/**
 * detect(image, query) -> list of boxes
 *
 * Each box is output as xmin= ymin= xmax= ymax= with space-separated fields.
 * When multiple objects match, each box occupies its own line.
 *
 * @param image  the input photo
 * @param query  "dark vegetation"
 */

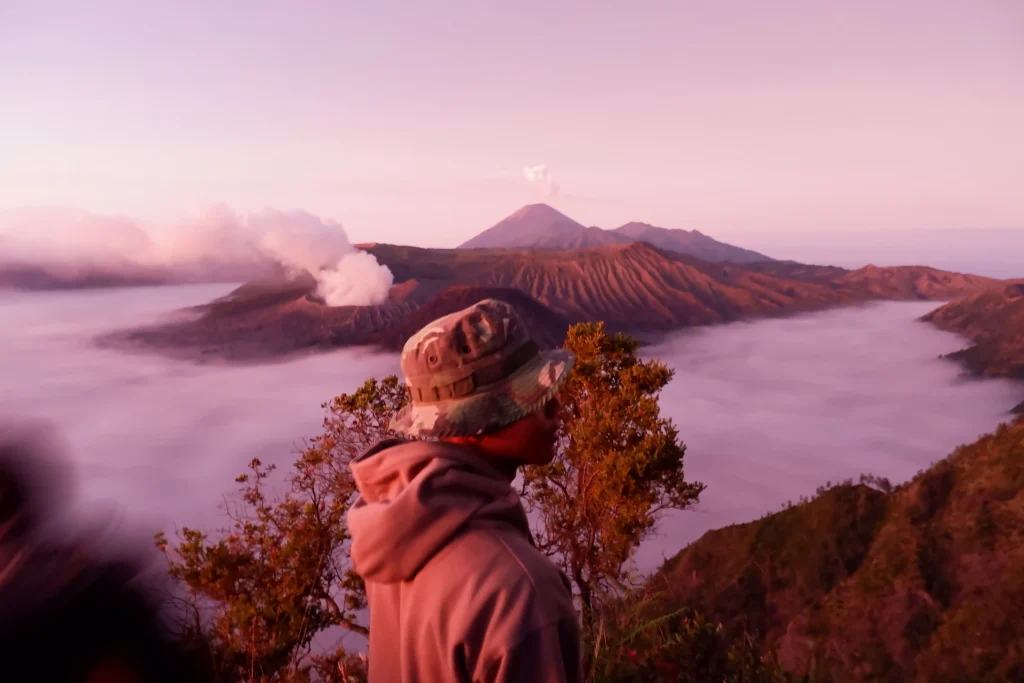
xmin=657 ymin=420 xmax=1024 ymax=681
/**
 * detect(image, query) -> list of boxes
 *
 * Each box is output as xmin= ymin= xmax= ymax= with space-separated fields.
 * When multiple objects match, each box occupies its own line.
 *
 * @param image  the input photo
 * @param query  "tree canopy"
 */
xmin=521 ymin=323 xmax=705 ymax=618
xmin=157 ymin=376 xmax=408 ymax=682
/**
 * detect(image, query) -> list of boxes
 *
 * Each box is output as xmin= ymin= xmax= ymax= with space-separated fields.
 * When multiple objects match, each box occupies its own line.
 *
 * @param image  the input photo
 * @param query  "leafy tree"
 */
xmin=157 ymin=376 xmax=407 ymax=682
xmin=521 ymin=323 xmax=705 ymax=621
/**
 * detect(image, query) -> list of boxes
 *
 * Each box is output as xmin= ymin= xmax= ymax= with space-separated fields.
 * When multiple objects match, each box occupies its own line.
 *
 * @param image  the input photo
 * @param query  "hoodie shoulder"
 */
xmin=421 ymin=518 xmax=575 ymax=630
xmin=413 ymin=524 xmax=578 ymax=678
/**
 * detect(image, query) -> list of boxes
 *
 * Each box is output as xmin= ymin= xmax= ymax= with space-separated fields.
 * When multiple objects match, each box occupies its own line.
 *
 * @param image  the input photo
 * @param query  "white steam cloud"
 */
xmin=521 ymin=164 xmax=560 ymax=198
xmin=247 ymin=210 xmax=394 ymax=306
xmin=0 ymin=206 xmax=394 ymax=306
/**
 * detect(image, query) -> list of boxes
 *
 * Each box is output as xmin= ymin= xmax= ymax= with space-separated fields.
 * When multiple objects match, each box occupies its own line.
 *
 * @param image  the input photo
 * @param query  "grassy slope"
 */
xmin=656 ymin=419 xmax=1024 ymax=682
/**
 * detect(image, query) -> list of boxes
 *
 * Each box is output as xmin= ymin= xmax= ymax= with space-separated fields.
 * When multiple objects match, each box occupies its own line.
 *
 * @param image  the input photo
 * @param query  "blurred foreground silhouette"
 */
xmin=0 ymin=421 xmax=208 ymax=683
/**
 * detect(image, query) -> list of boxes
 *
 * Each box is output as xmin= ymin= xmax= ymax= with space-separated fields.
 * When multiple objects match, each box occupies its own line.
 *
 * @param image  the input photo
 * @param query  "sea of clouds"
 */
xmin=0 ymin=286 xmax=1020 ymax=652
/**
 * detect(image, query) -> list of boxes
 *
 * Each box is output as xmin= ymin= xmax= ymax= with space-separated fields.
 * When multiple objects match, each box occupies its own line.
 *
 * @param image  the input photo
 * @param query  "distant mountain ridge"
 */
xmin=0 ymin=262 xmax=175 ymax=290
xmin=613 ymin=221 xmax=773 ymax=263
xmin=458 ymin=204 xmax=774 ymax=263
xmin=103 ymin=241 xmax=1007 ymax=361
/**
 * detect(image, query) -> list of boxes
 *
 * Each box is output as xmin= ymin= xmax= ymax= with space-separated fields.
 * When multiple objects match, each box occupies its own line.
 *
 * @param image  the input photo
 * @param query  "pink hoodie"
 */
xmin=348 ymin=439 xmax=582 ymax=683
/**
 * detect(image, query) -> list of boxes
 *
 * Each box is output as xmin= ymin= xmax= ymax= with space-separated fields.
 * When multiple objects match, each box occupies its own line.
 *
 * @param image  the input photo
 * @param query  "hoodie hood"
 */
xmin=348 ymin=439 xmax=531 ymax=584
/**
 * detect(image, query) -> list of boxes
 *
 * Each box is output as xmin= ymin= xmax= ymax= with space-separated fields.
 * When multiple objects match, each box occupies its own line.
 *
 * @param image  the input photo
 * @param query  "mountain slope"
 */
xmin=368 ymin=242 xmax=855 ymax=330
xmin=838 ymin=264 xmax=1001 ymax=300
xmin=98 ymin=275 xmax=416 ymax=361
xmin=742 ymin=261 xmax=851 ymax=284
xmin=656 ymin=419 xmax=1024 ymax=682
xmin=368 ymin=242 xmax=1001 ymax=325
xmin=613 ymin=222 xmax=773 ymax=263
xmin=923 ymin=283 xmax=1024 ymax=378
xmin=98 ymin=278 xmax=571 ymax=361
xmin=540 ymin=225 xmax=631 ymax=249
xmin=923 ymin=284 xmax=1024 ymax=413
xmin=374 ymin=285 xmax=571 ymax=350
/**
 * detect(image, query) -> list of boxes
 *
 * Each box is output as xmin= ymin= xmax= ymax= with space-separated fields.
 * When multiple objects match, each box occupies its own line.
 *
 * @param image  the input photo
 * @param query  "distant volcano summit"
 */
xmin=458 ymin=203 xmax=773 ymax=264
xmin=458 ymin=204 xmax=616 ymax=250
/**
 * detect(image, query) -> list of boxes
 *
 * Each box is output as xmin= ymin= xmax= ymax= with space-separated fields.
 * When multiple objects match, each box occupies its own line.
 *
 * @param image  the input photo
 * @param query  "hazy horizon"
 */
xmin=3 ymin=1 xmax=1022 ymax=261
xmin=3 ymin=202 xmax=1023 ymax=281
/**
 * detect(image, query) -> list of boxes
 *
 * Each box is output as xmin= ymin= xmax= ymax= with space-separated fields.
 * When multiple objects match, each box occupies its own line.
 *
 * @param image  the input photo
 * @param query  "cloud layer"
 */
xmin=0 ymin=206 xmax=394 ymax=306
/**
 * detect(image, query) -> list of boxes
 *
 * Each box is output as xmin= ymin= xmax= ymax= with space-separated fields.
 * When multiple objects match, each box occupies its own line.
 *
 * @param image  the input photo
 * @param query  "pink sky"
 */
xmin=2 ymin=0 xmax=1022 ymax=251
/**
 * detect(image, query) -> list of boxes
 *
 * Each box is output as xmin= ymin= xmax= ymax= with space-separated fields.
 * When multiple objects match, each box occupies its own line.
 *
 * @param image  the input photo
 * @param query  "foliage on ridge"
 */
xmin=658 ymin=418 xmax=1024 ymax=682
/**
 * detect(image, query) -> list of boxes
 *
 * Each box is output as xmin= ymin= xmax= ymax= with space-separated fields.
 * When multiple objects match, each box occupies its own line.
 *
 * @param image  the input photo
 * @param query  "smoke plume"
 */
xmin=0 ymin=206 xmax=394 ymax=306
xmin=522 ymin=165 xmax=560 ymax=198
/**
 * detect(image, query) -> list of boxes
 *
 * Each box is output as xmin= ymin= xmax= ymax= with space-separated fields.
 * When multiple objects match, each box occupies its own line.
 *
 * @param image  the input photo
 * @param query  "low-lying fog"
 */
xmin=635 ymin=304 xmax=1021 ymax=570
xmin=1 ymin=286 xmax=1020 ymax=580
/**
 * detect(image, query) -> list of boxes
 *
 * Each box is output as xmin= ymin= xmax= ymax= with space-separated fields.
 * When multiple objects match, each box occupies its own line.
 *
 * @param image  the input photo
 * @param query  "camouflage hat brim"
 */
xmin=389 ymin=348 xmax=575 ymax=439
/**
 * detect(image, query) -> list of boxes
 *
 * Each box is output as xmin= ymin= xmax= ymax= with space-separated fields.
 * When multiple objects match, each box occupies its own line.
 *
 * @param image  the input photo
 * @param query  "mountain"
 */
xmin=98 ymin=276 xmax=571 ymax=362
xmin=366 ymin=242 xmax=852 ymax=330
xmin=923 ymin=283 xmax=1024 ymax=378
xmin=105 ymin=242 xmax=1010 ymax=361
xmin=742 ymin=260 xmax=850 ymax=284
xmin=366 ymin=243 xmax=1003 ymax=325
xmin=922 ymin=283 xmax=1024 ymax=413
xmin=612 ymin=222 xmax=772 ymax=263
xmin=97 ymin=274 xmax=416 ymax=361
xmin=837 ymin=264 xmax=1001 ymax=300
xmin=458 ymin=204 xmax=626 ymax=249
xmin=458 ymin=204 xmax=771 ymax=263
xmin=655 ymin=418 xmax=1024 ymax=682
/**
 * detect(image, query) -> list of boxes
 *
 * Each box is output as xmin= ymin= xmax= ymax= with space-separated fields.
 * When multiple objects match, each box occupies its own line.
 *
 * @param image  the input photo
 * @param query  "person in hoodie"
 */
xmin=348 ymin=298 xmax=583 ymax=683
